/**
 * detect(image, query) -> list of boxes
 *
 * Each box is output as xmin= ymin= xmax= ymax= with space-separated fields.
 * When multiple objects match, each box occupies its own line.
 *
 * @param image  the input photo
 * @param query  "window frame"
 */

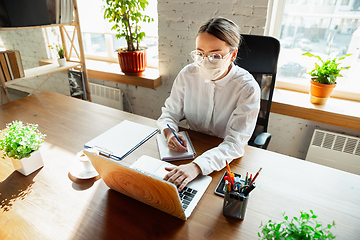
xmin=75 ymin=0 xmax=159 ymax=69
xmin=265 ymin=0 xmax=360 ymax=102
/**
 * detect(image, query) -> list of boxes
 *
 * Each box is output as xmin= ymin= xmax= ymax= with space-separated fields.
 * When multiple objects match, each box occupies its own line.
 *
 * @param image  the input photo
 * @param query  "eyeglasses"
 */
xmin=190 ymin=50 xmax=232 ymax=64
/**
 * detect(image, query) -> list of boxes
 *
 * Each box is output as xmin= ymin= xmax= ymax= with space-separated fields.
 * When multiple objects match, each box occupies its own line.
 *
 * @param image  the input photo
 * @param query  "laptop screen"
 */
xmin=84 ymin=151 xmax=187 ymax=220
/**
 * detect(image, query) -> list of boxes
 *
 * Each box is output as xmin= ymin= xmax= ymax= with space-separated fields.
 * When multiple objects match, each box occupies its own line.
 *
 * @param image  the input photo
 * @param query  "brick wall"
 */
xmin=155 ymin=0 xmax=268 ymax=119
xmin=1 ymin=28 xmax=71 ymax=95
xmin=0 ymin=0 xmax=269 ymax=118
xmin=92 ymin=0 xmax=269 ymax=119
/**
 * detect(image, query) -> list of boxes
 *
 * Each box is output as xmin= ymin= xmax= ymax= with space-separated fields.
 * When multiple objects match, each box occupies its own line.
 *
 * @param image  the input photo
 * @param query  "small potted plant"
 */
xmin=102 ymin=0 xmax=153 ymax=75
xmin=258 ymin=210 xmax=336 ymax=239
xmin=302 ymin=51 xmax=351 ymax=105
xmin=48 ymin=44 xmax=66 ymax=67
xmin=0 ymin=120 xmax=46 ymax=176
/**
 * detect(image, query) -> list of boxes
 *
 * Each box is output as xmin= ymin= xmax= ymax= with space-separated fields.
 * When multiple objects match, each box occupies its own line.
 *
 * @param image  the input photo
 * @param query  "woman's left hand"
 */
xmin=163 ymin=162 xmax=201 ymax=192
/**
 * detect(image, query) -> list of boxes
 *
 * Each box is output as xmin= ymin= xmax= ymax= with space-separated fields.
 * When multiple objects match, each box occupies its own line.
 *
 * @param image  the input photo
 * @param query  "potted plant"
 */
xmin=49 ymin=44 xmax=66 ymax=67
xmin=0 ymin=120 xmax=46 ymax=176
xmin=302 ymin=51 xmax=351 ymax=105
xmin=258 ymin=210 xmax=336 ymax=239
xmin=103 ymin=0 xmax=153 ymax=75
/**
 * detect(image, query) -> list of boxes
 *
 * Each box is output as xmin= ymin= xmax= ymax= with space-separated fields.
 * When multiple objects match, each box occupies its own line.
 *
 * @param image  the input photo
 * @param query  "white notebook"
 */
xmin=84 ymin=120 xmax=159 ymax=160
xmin=156 ymin=132 xmax=196 ymax=161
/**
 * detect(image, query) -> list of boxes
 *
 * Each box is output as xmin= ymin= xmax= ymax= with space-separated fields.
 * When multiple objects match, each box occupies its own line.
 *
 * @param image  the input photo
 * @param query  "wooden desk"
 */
xmin=1 ymin=91 xmax=359 ymax=239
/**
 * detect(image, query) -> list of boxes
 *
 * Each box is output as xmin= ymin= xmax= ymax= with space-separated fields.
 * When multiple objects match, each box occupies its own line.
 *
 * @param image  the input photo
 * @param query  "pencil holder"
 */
xmin=223 ymin=191 xmax=250 ymax=220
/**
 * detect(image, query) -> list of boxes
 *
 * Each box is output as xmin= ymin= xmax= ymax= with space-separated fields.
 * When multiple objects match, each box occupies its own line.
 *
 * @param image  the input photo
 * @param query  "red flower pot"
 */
xmin=117 ymin=48 xmax=147 ymax=76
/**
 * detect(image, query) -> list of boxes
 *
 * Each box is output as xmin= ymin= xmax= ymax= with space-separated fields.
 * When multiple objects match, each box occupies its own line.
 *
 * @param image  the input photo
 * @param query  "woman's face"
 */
xmin=195 ymin=32 xmax=237 ymax=80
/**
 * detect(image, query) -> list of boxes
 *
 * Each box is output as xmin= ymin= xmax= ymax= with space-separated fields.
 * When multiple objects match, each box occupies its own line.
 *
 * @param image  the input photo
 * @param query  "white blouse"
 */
xmin=157 ymin=63 xmax=260 ymax=175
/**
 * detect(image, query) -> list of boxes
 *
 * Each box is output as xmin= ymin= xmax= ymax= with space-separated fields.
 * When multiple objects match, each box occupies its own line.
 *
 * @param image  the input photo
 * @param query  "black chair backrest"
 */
xmin=234 ymin=34 xmax=280 ymax=136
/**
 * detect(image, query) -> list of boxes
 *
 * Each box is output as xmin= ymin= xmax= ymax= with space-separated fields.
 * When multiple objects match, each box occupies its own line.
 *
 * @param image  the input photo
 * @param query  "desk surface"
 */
xmin=1 ymin=91 xmax=359 ymax=240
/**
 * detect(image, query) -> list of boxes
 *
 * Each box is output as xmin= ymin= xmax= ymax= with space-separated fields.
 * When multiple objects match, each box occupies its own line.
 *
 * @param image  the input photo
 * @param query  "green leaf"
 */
xmin=0 ymin=121 xmax=45 ymax=160
xmin=303 ymin=51 xmax=352 ymax=84
xmin=101 ymin=0 xmax=153 ymax=51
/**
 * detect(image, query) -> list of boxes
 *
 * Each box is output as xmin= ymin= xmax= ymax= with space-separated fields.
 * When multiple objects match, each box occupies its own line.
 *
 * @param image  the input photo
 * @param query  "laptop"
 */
xmin=84 ymin=151 xmax=212 ymax=220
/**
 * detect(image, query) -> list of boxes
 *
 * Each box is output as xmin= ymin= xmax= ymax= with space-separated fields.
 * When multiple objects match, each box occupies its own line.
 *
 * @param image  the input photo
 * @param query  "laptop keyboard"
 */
xmin=132 ymin=167 xmax=197 ymax=210
xmin=179 ymin=186 xmax=198 ymax=210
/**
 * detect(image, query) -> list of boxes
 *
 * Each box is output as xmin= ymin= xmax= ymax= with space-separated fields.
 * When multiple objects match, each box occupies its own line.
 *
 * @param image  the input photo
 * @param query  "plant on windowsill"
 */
xmin=48 ymin=44 xmax=66 ymax=67
xmin=258 ymin=210 xmax=336 ymax=240
xmin=302 ymin=51 xmax=351 ymax=105
xmin=0 ymin=120 xmax=46 ymax=176
xmin=103 ymin=0 xmax=154 ymax=76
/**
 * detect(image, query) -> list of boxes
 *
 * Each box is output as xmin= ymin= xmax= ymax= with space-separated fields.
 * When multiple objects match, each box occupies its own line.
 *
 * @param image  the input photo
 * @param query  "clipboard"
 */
xmin=156 ymin=131 xmax=196 ymax=161
xmin=84 ymin=120 xmax=159 ymax=160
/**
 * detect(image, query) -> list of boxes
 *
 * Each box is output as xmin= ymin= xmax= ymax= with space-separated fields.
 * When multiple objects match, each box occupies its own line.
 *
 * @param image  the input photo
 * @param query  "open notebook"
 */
xmin=156 ymin=132 xmax=196 ymax=161
xmin=84 ymin=152 xmax=212 ymax=220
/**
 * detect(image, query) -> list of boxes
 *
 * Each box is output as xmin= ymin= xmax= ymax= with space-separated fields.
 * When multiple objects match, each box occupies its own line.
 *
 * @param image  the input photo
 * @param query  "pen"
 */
xmin=249 ymin=167 xmax=262 ymax=185
xmin=244 ymin=172 xmax=248 ymax=185
xmin=167 ymin=124 xmax=186 ymax=148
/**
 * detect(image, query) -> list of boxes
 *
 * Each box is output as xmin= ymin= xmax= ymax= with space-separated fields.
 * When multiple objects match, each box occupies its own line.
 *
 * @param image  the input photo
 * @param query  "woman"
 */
xmin=157 ymin=17 xmax=260 ymax=191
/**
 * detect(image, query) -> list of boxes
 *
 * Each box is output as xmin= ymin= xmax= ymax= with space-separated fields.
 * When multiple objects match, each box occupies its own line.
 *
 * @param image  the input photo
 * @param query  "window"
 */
xmin=0 ymin=36 xmax=4 ymax=50
xmin=266 ymin=0 xmax=360 ymax=101
xmin=75 ymin=0 xmax=158 ymax=68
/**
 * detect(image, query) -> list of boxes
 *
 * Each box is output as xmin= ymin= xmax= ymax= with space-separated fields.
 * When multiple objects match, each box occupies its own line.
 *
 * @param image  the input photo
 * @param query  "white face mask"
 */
xmin=192 ymin=51 xmax=232 ymax=80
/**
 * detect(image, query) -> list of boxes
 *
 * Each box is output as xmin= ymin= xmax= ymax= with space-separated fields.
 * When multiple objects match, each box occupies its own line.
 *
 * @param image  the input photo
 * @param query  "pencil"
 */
xmin=226 ymin=160 xmax=231 ymax=174
xmin=225 ymin=160 xmax=234 ymax=186
xmin=249 ymin=168 xmax=262 ymax=185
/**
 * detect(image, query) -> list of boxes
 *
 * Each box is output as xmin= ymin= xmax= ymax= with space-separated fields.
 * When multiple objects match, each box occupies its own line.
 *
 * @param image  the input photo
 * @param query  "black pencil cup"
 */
xmin=223 ymin=191 xmax=250 ymax=220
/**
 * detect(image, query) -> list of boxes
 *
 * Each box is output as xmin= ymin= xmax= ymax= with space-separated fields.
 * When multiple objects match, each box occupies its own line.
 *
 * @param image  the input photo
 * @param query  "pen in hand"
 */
xmin=167 ymin=124 xmax=187 ymax=151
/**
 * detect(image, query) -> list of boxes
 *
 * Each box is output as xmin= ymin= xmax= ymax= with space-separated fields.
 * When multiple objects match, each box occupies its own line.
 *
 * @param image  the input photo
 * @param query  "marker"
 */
xmin=225 ymin=180 xmax=231 ymax=192
xmin=243 ymin=183 xmax=256 ymax=196
xmin=248 ymin=174 xmax=252 ymax=185
xmin=167 ymin=124 xmax=186 ymax=150
xmin=226 ymin=170 xmax=234 ymax=187
xmin=249 ymin=167 xmax=262 ymax=185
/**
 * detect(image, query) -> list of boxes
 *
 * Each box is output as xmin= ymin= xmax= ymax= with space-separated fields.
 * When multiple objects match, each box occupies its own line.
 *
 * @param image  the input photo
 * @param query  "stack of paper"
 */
xmin=84 ymin=120 xmax=159 ymax=160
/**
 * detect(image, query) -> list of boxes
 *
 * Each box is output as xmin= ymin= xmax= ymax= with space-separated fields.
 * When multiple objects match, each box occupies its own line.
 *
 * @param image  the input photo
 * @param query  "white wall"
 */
xmin=268 ymin=113 xmax=360 ymax=159
xmin=1 ymin=28 xmax=71 ymax=95
xmin=2 ymin=0 xmax=359 ymax=161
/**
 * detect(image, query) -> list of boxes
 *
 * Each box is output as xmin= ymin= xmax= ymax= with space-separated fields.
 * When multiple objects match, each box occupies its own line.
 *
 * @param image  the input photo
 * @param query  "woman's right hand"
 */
xmin=163 ymin=128 xmax=188 ymax=152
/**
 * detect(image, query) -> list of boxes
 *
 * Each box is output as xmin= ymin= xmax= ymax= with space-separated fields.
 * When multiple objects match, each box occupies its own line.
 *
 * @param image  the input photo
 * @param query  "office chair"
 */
xmin=234 ymin=34 xmax=280 ymax=150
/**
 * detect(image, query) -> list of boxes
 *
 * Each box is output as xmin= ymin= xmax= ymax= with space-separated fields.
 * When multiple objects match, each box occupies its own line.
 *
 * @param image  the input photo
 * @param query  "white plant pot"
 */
xmin=11 ymin=150 xmax=44 ymax=176
xmin=57 ymin=58 xmax=66 ymax=67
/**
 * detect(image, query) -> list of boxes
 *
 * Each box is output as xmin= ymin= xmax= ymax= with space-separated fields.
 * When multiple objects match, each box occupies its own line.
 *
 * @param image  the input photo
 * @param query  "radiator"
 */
xmin=305 ymin=129 xmax=360 ymax=175
xmin=89 ymin=83 xmax=123 ymax=110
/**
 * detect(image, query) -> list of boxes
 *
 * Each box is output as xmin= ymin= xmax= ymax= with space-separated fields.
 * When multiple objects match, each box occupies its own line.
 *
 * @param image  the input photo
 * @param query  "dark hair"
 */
xmin=197 ymin=17 xmax=241 ymax=49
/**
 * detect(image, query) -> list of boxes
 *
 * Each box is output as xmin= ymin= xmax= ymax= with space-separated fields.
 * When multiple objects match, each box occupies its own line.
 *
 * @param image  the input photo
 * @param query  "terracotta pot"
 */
xmin=310 ymin=79 xmax=336 ymax=105
xmin=117 ymin=48 xmax=147 ymax=76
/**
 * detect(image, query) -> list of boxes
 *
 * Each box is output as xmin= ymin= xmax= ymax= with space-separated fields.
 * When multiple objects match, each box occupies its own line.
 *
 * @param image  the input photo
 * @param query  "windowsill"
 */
xmin=271 ymin=88 xmax=360 ymax=131
xmin=39 ymin=59 xmax=162 ymax=89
